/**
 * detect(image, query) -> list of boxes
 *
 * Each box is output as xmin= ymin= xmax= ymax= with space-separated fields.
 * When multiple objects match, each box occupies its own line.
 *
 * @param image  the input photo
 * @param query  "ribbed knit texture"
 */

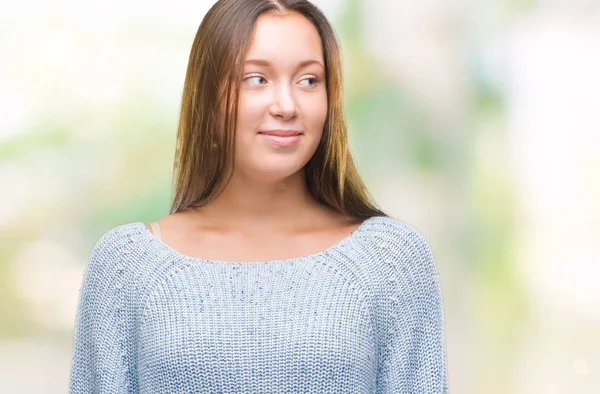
xmin=69 ymin=215 xmax=448 ymax=393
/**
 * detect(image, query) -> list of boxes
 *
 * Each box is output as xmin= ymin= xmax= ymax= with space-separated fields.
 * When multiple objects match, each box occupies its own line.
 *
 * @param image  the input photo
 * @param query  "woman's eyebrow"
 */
xmin=244 ymin=58 xmax=324 ymax=70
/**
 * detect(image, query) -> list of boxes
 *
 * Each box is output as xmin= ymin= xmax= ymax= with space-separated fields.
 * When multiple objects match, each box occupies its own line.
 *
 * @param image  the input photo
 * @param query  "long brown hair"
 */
xmin=170 ymin=0 xmax=387 ymax=221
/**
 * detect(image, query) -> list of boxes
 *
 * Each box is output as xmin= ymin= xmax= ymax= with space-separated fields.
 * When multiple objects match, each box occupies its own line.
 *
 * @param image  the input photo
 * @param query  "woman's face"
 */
xmin=233 ymin=11 xmax=327 ymax=183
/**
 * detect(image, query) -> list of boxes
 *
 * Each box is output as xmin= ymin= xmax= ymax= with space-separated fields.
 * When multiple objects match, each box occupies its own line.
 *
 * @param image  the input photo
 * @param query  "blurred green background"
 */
xmin=1 ymin=0 xmax=599 ymax=392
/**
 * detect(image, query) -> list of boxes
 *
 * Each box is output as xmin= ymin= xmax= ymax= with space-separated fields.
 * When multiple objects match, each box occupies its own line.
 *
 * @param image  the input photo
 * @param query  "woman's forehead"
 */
xmin=244 ymin=12 xmax=324 ymax=67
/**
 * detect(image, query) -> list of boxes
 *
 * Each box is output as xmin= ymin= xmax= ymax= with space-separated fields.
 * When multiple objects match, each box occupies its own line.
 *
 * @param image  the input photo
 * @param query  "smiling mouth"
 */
xmin=258 ymin=131 xmax=303 ymax=136
xmin=258 ymin=132 xmax=302 ymax=146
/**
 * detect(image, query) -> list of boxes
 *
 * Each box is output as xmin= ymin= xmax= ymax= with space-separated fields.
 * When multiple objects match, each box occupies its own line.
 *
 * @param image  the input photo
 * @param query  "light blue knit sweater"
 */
xmin=68 ymin=215 xmax=448 ymax=393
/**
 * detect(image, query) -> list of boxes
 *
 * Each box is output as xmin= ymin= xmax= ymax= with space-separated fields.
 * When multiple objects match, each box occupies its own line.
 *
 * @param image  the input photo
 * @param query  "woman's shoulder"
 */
xmin=84 ymin=221 xmax=161 ymax=279
xmin=364 ymin=215 xmax=438 ymax=272
xmin=79 ymin=222 xmax=150 ymax=305
xmin=364 ymin=215 xmax=432 ymax=247
xmin=90 ymin=221 xmax=148 ymax=254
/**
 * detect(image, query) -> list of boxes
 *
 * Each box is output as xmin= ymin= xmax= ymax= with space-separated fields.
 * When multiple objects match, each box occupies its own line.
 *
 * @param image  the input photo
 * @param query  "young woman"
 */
xmin=68 ymin=0 xmax=448 ymax=393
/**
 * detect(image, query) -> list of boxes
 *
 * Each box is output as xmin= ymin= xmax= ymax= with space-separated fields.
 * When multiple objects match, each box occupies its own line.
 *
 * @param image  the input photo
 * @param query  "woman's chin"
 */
xmin=240 ymin=163 xmax=306 ymax=183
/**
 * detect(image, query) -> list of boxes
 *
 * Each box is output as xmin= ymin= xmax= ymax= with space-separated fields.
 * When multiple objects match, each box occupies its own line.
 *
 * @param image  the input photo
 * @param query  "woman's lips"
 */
xmin=258 ymin=132 xmax=302 ymax=146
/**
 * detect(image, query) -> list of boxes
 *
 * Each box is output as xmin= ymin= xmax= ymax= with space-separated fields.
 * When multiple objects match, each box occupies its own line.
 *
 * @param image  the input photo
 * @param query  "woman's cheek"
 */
xmin=306 ymin=95 xmax=328 ymax=128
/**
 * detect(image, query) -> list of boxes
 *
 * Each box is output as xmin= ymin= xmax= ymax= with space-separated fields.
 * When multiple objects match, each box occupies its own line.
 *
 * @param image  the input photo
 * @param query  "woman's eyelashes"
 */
xmin=244 ymin=75 xmax=267 ymax=85
xmin=299 ymin=76 xmax=321 ymax=88
xmin=243 ymin=74 xmax=321 ymax=88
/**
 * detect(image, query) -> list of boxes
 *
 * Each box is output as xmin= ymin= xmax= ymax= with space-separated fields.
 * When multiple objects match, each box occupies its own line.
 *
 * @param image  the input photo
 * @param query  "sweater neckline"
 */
xmin=135 ymin=216 xmax=378 ymax=266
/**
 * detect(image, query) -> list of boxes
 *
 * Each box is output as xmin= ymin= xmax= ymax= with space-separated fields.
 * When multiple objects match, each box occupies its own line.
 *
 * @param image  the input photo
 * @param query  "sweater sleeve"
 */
xmin=68 ymin=229 xmax=138 ymax=393
xmin=377 ymin=222 xmax=449 ymax=393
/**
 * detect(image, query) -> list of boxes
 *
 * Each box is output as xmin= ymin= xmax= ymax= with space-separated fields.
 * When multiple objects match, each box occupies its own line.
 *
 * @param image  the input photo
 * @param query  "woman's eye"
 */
xmin=244 ymin=75 xmax=320 ymax=87
xmin=245 ymin=75 xmax=266 ymax=85
xmin=300 ymin=77 xmax=319 ymax=88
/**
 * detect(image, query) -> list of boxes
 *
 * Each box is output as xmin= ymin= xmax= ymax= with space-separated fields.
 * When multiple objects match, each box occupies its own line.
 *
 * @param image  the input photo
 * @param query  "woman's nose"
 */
xmin=269 ymin=85 xmax=298 ymax=119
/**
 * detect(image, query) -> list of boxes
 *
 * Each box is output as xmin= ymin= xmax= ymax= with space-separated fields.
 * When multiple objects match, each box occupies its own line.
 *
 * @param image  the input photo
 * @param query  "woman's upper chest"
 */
xmin=150 ymin=213 xmax=362 ymax=263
